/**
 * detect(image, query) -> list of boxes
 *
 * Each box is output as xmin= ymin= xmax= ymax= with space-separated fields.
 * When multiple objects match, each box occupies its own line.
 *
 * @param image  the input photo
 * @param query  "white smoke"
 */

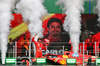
xmin=0 ymin=0 xmax=15 ymax=64
xmin=16 ymin=0 xmax=47 ymax=40
xmin=96 ymin=0 xmax=100 ymax=22
xmin=56 ymin=0 xmax=84 ymax=53
xmin=15 ymin=0 xmax=20 ymax=4
xmin=0 ymin=40 xmax=1 ymax=52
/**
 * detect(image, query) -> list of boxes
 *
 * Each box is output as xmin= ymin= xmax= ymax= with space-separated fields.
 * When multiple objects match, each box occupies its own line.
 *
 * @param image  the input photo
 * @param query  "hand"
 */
xmin=10 ymin=42 xmax=12 ymax=45
xmin=44 ymin=39 xmax=50 ymax=43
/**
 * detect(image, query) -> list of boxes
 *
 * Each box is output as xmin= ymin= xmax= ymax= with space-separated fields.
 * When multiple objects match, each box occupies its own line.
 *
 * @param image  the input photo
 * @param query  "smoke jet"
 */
xmin=0 ymin=0 xmax=15 ymax=64
xmin=16 ymin=0 xmax=47 ymax=40
xmin=56 ymin=0 xmax=84 ymax=53
xmin=96 ymin=0 xmax=100 ymax=23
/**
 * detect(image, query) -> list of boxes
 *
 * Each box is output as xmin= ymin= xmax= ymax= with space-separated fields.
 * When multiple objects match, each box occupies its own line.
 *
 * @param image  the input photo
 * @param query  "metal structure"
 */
xmin=0 ymin=41 xmax=100 ymax=65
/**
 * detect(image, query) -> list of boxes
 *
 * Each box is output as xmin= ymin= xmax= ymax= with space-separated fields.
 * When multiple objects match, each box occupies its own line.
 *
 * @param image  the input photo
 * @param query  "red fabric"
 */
xmin=35 ymin=51 xmax=42 ymax=58
xmin=11 ymin=14 xmax=23 ymax=28
xmin=85 ymin=38 xmax=95 ymax=46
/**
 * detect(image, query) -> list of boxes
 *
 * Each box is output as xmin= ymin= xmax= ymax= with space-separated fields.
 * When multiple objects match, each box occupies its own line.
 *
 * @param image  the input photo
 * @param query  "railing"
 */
xmin=0 ymin=41 xmax=100 ymax=65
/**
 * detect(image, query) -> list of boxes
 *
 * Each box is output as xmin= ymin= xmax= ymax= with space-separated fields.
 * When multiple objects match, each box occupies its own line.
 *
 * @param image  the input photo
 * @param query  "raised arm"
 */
xmin=32 ymin=34 xmax=37 ymax=42
xmin=32 ymin=34 xmax=37 ymax=44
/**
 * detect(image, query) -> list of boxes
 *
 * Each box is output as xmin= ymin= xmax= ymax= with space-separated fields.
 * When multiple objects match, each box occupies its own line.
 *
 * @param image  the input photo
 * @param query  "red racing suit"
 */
xmin=85 ymin=38 xmax=95 ymax=55
xmin=85 ymin=38 xmax=95 ymax=46
xmin=32 ymin=37 xmax=44 ymax=58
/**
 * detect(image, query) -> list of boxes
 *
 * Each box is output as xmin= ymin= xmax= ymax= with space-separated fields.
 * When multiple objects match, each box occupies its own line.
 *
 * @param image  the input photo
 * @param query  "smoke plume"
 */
xmin=16 ymin=0 xmax=47 ymax=40
xmin=97 ymin=0 xmax=100 ymax=23
xmin=0 ymin=0 xmax=15 ymax=64
xmin=56 ymin=0 xmax=84 ymax=53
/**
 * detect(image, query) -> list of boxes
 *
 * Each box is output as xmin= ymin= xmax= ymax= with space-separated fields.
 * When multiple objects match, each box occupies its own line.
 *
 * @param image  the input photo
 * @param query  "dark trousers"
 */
xmin=87 ymin=46 xmax=93 ymax=55
xmin=22 ymin=46 xmax=28 ymax=56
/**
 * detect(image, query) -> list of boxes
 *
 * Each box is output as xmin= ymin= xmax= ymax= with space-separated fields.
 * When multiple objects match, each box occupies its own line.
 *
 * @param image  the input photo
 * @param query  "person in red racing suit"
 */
xmin=32 ymin=34 xmax=49 ymax=58
xmin=85 ymin=35 xmax=95 ymax=55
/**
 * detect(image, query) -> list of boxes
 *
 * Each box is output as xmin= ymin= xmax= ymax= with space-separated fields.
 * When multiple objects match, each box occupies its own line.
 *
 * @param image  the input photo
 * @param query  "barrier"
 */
xmin=6 ymin=58 xmax=16 ymax=64
xmin=36 ymin=58 xmax=46 ymax=63
xmin=67 ymin=58 xmax=76 ymax=65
